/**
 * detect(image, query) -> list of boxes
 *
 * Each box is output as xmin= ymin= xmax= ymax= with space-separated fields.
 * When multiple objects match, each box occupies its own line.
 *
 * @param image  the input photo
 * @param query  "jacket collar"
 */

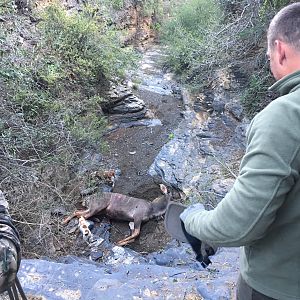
xmin=269 ymin=70 xmax=300 ymax=96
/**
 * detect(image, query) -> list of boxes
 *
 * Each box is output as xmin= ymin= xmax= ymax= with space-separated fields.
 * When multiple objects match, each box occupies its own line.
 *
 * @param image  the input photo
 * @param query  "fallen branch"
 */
xmin=11 ymin=218 xmax=45 ymax=227
xmin=212 ymin=155 xmax=238 ymax=179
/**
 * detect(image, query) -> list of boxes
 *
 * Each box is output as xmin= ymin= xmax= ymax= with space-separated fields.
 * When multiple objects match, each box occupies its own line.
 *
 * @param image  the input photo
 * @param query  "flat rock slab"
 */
xmin=18 ymin=246 xmax=239 ymax=300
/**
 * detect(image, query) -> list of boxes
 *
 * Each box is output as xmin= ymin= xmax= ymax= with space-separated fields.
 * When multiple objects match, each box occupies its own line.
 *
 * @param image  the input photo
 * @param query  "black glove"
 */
xmin=180 ymin=220 xmax=217 ymax=268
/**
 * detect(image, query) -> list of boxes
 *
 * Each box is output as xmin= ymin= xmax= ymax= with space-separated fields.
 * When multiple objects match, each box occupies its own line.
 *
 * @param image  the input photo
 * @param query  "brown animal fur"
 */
xmin=63 ymin=184 xmax=171 ymax=246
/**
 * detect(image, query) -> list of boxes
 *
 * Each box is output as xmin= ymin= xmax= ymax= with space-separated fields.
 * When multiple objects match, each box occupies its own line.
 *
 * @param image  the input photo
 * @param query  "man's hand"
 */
xmin=179 ymin=203 xmax=218 ymax=268
xmin=180 ymin=203 xmax=205 ymax=222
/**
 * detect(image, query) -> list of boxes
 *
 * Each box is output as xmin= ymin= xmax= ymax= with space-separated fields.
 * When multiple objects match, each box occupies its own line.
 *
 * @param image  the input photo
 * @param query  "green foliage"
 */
xmin=163 ymin=0 xmax=221 ymax=39
xmin=168 ymin=132 xmax=175 ymax=140
xmin=39 ymin=4 xmax=135 ymax=86
xmin=258 ymin=0 xmax=294 ymax=18
xmin=0 ymin=3 xmax=137 ymax=162
xmin=241 ymin=65 xmax=274 ymax=118
xmin=64 ymin=113 xmax=105 ymax=143
xmin=102 ymin=0 xmax=124 ymax=10
xmin=160 ymin=0 xmax=222 ymax=77
xmin=63 ymin=95 xmax=107 ymax=143
xmin=13 ymin=86 xmax=59 ymax=122
xmin=0 ymin=0 xmax=16 ymax=14
xmin=142 ymin=0 xmax=164 ymax=18
xmin=112 ymin=0 xmax=124 ymax=10
xmin=262 ymin=0 xmax=291 ymax=10
xmin=161 ymin=0 xmax=287 ymax=116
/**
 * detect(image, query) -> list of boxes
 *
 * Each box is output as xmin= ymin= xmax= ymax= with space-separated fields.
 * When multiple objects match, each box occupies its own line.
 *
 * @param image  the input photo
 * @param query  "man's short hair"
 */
xmin=268 ymin=3 xmax=300 ymax=51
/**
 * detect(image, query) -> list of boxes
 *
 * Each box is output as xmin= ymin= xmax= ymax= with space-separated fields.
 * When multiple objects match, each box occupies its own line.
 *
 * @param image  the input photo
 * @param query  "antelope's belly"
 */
xmin=105 ymin=206 xmax=134 ymax=222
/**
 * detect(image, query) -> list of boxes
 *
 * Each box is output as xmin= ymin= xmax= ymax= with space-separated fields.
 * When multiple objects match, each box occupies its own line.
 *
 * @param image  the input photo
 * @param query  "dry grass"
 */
xmin=0 ymin=4 xmax=124 ymax=259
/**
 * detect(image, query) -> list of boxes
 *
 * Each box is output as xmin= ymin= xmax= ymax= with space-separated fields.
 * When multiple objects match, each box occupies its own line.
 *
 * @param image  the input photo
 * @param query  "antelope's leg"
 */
xmin=116 ymin=218 xmax=142 ymax=246
xmin=62 ymin=209 xmax=90 ymax=225
xmin=116 ymin=228 xmax=141 ymax=246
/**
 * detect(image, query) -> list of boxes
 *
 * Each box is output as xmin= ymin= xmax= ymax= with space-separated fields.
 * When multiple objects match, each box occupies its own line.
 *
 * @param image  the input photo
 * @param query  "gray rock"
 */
xmin=51 ymin=207 xmax=67 ymax=216
xmin=225 ymin=102 xmax=244 ymax=121
xmin=108 ymin=109 xmax=147 ymax=123
xmin=89 ymin=250 xmax=103 ymax=261
xmin=150 ymin=86 xmax=248 ymax=206
xmin=80 ymin=187 xmax=98 ymax=197
xmin=107 ymin=84 xmax=132 ymax=102
xmin=149 ymin=110 xmax=214 ymax=200
xmin=19 ymin=245 xmax=239 ymax=300
xmin=102 ymin=83 xmax=146 ymax=116
xmin=77 ymin=151 xmax=103 ymax=174
xmin=212 ymin=99 xmax=225 ymax=114
xmin=212 ymin=178 xmax=235 ymax=197
xmin=110 ymin=95 xmax=145 ymax=114
xmin=235 ymin=123 xmax=248 ymax=139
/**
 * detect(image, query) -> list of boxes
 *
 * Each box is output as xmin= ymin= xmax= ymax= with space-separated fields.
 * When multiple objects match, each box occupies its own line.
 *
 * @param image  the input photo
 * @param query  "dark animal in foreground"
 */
xmin=63 ymin=184 xmax=172 ymax=246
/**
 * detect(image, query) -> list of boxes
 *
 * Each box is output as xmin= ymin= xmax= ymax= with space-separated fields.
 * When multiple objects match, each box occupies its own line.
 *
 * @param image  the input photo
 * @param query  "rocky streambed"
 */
xmin=16 ymin=45 xmax=248 ymax=300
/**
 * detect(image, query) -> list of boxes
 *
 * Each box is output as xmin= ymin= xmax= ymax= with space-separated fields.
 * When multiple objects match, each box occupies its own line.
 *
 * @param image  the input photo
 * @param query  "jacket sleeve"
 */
xmin=183 ymin=100 xmax=300 ymax=247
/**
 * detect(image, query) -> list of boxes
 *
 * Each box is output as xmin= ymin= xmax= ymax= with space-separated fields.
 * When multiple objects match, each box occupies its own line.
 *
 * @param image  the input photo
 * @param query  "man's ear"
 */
xmin=274 ymin=40 xmax=286 ymax=65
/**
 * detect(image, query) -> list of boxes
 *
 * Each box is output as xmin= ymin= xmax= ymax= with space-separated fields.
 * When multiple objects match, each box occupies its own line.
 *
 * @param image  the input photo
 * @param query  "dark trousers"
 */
xmin=236 ymin=275 xmax=275 ymax=300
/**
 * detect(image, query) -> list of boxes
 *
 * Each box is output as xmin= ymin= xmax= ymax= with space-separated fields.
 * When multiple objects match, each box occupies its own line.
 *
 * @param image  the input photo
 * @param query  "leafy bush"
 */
xmin=0 ymin=2 xmax=137 ymax=182
xmin=160 ymin=0 xmax=222 ymax=80
xmin=262 ymin=0 xmax=292 ymax=9
xmin=142 ymin=0 xmax=163 ymax=18
xmin=1 ymin=4 xmax=136 ymax=148
xmin=39 ymin=4 xmax=135 ymax=91
xmin=0 ymin=2 xmax=139 ymax=258
xmin=161 ymin=0 xmax=292 ymax=115
xmin=241 ymin=65 xmax=274 ymax=118
xmin=0 ymin=0 xmax=15 ymax=14
xmin=102 ymin=0 xmax=124 ymax=10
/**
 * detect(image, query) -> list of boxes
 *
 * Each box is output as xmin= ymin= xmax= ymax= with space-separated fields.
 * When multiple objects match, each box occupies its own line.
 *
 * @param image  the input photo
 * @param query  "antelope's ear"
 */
xmin=159 ymin=184 xmax=168 ymax=194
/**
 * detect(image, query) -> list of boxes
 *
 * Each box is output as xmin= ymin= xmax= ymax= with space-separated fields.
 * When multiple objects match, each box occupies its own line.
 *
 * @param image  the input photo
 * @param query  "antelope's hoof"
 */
xmin=116 ymin=241 xmax=127 ymax=246
xmin=116 ymin=239 xmax=135 ymax=246
xmin=62 ymin=216 xmax=72 ymax=225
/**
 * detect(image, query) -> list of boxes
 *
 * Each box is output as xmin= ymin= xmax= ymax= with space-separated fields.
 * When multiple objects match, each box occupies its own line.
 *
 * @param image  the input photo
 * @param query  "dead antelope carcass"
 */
xmin=63 ymin=184 xmax=172 ymax=246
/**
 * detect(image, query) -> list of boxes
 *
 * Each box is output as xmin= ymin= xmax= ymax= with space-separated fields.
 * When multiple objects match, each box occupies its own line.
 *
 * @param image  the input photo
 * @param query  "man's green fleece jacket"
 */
xmin=183 ymin=70 xmax=300 ymax=299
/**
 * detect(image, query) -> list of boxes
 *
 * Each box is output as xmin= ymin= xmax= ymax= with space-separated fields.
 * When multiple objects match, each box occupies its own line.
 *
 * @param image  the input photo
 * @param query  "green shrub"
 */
xmin=241 ymin=65 xmax=274 ymax=118
xmin=112 ymin=0 xmax=124 ymax=10
xmin=262 ymin=0 xmax=292 ymax=10
xmin=0 ymin=3 xmax=137 ymax=160
xmin=39 ymin=4 xmax=135 ymax=89
xmin=160 ymin=0 xmax=222 ymax=78
xmin=142 ymin=0 xmax=163 ymax=18
xmin=161 ymin=0 xmax=288 ymax=116
xmin=102 ymin=0 xmax=124 ymax=10
xmin=0 ymin=0 xmax=15 ymax=14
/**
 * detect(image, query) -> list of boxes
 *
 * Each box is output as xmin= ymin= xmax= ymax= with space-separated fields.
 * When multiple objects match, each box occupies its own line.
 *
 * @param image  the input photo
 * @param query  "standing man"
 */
xmin=177 ymin=3 xmax=300 ymax=300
